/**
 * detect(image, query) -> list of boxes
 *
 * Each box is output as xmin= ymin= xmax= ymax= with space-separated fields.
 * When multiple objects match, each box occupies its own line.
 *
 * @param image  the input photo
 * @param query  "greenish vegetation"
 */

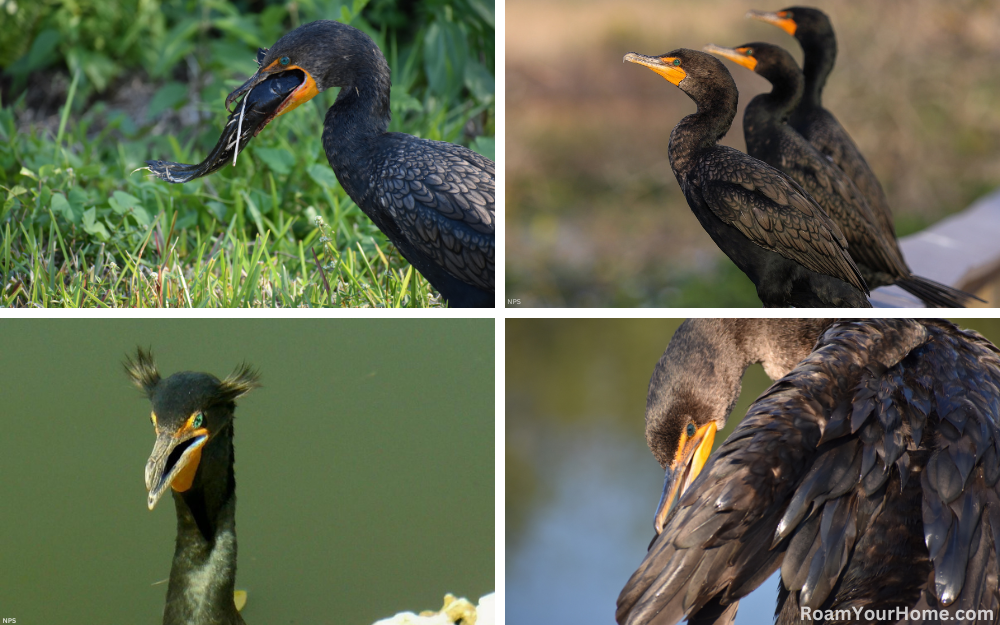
xmin=0 ymin=0 xmax=494 ymax=307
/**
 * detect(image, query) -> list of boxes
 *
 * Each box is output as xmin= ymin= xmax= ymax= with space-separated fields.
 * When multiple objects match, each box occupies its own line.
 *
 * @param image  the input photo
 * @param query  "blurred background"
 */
xmin=506 ymin=318 xmax=1000 ymax=624
xmin=506 ymin=0 xmax=1000 ymax=307
xmin=0 ymin=319 xmax=493 ymax=623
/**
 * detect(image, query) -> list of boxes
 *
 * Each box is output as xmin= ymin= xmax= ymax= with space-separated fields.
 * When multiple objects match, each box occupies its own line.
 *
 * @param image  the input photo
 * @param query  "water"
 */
xmin=0 ymin=319 xmax=494 ymax=624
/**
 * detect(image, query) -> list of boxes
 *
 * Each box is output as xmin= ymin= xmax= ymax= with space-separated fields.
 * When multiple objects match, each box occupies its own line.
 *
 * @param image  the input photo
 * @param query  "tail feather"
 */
xmin=895 ymin=275 xmax=983 ymax=308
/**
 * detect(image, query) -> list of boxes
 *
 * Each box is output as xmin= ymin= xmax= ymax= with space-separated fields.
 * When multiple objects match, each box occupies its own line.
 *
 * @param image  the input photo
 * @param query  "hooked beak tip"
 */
xmin=226 ymin=72 xmax=263 ymax=112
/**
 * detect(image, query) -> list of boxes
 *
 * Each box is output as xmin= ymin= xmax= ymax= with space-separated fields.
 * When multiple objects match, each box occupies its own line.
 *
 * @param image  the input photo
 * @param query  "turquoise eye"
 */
xmin=280 ymin=56 xmax=290 ymax=66
xmin=192 ymin=413 xmax=203 ymax=428
xmin=686 ymin=423 xmax=696 ymax=437
xmin=672 ymin=58 xmax=681 ymax=66
xmin=745 ymin=48 xmax=754 ymax=56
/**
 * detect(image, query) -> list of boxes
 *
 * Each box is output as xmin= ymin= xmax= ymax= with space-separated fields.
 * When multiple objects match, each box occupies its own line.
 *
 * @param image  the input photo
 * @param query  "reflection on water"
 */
xmin=508 ymin=421 xmax=779 ymax=624
xmin=507 ymin=318 xmax=1000 ymax=625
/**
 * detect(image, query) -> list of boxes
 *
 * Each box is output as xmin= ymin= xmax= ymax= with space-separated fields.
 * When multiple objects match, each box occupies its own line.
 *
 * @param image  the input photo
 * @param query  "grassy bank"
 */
xmin=1 ymin=0 xmax=495 ymax=307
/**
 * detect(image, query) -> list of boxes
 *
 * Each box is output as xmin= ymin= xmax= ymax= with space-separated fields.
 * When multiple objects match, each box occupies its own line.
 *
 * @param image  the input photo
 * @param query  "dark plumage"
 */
xmin=226 ymin=20 xmax=494 ymax=308
xmin=617 ymin=319 xmax=1000 ymax=625
xmin=748 ymin=7 xmax=894 ymax=236
xmin=623 ymin=48 xmax=870 ymax=307
xmin=706 ymin=42 xmax=976 ymax=308
xmin=126 ymin=348 xmax=260 ymax=625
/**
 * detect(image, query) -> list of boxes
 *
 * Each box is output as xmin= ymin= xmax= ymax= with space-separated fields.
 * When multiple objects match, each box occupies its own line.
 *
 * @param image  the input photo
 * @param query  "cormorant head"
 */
xmin=643 ymin=322 xmax=739 ymax=535
xmin=746 ymin=7 xmax=834 ymax=47
xmin=224 ymin=20 xmax=380 ymax=121
xmin=124 ymin=348 xmax=260 ymax=511
xmin=623 ymin=48 xmax=737 ymax=110
xmin=703 ymin=42 xmax=802 ymax=91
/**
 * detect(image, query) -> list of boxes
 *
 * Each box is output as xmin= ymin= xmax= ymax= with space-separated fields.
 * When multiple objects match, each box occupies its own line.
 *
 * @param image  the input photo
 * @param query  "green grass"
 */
xmin=0 ymin=0 xmax=494 ymax=307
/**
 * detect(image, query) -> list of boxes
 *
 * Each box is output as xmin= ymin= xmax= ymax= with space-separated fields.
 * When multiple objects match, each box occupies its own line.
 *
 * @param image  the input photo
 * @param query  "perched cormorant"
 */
xmin=617 ymin=319 xmax=1000 ymax=625
xmin=224 ymin=20 xmax=495 ymax=308
xmin=126 ymin=348 xmax=261 ymax=625
xmin=623 ymin=49 xmax=870 ymax=307
xmin=705 ymin=42 xmax=977 ymax=308
xmin=746 ymin=7 xmax=894 ymax=237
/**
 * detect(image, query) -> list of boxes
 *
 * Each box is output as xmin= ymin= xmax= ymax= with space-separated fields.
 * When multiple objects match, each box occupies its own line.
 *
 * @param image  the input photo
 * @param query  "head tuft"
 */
xmin=124 ymin=347 xmax=161 ymax=398
xmin=215 ymin=362 xmax=262 ymax=405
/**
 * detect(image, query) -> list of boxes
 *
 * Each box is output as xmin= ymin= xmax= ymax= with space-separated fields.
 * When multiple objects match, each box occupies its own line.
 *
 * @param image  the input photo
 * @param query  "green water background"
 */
xmin=0 ymin=318 xmax=494 ymax=624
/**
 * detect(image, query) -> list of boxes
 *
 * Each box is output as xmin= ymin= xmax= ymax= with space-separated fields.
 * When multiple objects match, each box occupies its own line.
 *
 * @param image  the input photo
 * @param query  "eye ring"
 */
xmin=686 ymin=423 xmax=696 ymax=438
xmin=192 ymin=413 xmax=204 ymax=429
xmin=280 ymin=56 xmax=290 ymax=66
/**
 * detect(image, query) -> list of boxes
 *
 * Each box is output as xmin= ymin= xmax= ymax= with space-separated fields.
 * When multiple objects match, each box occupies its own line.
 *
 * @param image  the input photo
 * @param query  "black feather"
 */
xmin=124 ymin=347 xmax=160 ymax=397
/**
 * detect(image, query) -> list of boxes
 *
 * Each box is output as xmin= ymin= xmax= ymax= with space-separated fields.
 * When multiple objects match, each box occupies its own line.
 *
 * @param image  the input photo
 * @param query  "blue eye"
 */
xmin=686 ymin=423 xmax=696 ymax=437
xmin=672 ymin=58 xmax=681 ymax=67
xmin=280 ymin=56 xmax=290 ymax=66
xmin=192 ymin=413 xmax=203 ymax=428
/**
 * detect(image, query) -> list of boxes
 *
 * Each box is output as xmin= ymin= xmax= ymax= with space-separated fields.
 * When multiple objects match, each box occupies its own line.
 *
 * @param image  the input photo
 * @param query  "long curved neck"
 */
xmin=164 ymin=427 xmax=243 ymax=625
xmin=321 ymin=50 xmax=392 ymax=199
xmin=800 ymin=33 xmax=836 ymax=109
xmin=668 ymin=83 xmax=737 ymax=177
xmin=743 ymin=68 xmax=803 ymax=148
xmin=645 ymin=319 xmax=833 ymax=466
xmin=650 ymin=318 xmax=834 ymax=418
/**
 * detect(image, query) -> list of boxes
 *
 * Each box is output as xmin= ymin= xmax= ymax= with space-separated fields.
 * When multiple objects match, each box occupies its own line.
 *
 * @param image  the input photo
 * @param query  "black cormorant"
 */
xmin=623 ymin=49 xmax=871 ymax=307
xmin=705 ymin=42 xmax=977 ymax=308
xmin=225 ymin=21 xmax=494 ymax=308
xmin=617 ymin=319 xmax=1000 ymax=624
xmin=126 ymin=348 xmax=261 ymax=625
xmin=746 ymin=8 xmax=894 ymax=238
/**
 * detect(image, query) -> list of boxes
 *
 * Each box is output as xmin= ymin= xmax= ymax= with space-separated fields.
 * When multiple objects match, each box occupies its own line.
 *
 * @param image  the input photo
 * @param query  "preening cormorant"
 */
xmin=617 ymin=319 xmax=1000 ymax=625
xmin=126 ymin=348 xmax=261 ymax=625
xmin=705 ymin=42 xmax=977 ymax=308
xmin=623 ymin=49 xmax=870 ymax=307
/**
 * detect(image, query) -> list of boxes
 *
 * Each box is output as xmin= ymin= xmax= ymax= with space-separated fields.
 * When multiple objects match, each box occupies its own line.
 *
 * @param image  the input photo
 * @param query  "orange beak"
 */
xmin=747 ymin=9 xmax=797 ymax=36
xmin=623 ymin=52 xmax=687 ymax=87
xmin=653 ymin=422 xmax=717 ymax=533
xmin=145 ymin=421 xmax=210 ymax=510
xmin=703 ymin=44 xmax=758 ymax=73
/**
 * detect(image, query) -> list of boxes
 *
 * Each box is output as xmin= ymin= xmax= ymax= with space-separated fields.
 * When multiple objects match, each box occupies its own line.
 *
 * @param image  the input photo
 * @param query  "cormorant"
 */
xmin=746 ymin=8 xmax=894 ymax=238
xmin=126 ymin=348 xmax=261 ymax=625
xmin=705 ymin=42 xmax=977 ymax=308
xmin=617 ymin=319 xmax=1000 ymax=625
xmin=623 ymin=49 xmax=871 ymax=307
xmin=224 ymin=20 xmax=495 ymax=308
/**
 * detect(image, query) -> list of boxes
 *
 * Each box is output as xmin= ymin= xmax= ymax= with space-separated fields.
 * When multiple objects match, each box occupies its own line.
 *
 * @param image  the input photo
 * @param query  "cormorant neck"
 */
xmin=645 ymin=319 xmax=834 ymax=465
xmin=800 ymin=34 xmax=836 ymax=109
xmin=743 ymin=68 xmax=803 ymax=141
xmin=668 ymin=84 xmax=737 ymax=176
xmin=163 ymin=425 xmax=242 ymax=625
xmin=322 ymin=49 xmax=392 ymax=170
